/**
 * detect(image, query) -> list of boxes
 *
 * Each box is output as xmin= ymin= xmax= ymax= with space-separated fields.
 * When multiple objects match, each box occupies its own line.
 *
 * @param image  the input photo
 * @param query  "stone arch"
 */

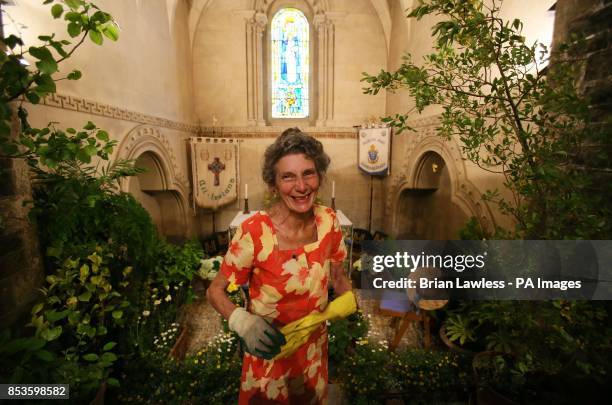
xmin=385 ymin=121 xmax=495 ymax=238
xmin=116 ymin=125 xmax=192 ymax=240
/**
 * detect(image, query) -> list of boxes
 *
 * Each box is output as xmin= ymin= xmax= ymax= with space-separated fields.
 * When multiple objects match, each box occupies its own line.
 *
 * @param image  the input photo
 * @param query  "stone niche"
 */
xmin=384 ymin=122 xmax=496 ymax=240
xmin=118 ymin=126 xmax=192 ymax=242
xmin=396 ymin=151 xmax=469 ymax=240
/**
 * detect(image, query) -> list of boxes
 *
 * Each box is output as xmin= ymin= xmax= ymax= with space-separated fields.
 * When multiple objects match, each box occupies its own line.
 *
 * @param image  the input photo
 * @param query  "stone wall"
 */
xmin=553 ymin=0 xmax=612 ymax=128
xmin=0 ymin=114 xmax=44 ymax=328
xmin=552 ymin=0 xmax=612 ymax=205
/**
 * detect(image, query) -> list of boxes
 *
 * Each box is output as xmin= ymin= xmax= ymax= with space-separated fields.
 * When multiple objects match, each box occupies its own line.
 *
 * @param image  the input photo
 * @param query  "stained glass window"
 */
xmin=271 ymin=8 xmax=309 ymax=118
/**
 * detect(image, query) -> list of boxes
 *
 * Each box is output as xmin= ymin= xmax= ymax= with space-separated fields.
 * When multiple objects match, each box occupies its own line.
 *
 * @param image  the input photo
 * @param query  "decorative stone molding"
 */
xmin=41 ymin=93 xmax=199 ymax=133
xmin=116 ymin=125 xmax=190 ymax=199
xmin=254 ymin=0 xmax=329 ymax=14
xmin=384 ymin=115 xmax=496 ymax=236
xmin=199 ymin=125 xmax=357 ymax=138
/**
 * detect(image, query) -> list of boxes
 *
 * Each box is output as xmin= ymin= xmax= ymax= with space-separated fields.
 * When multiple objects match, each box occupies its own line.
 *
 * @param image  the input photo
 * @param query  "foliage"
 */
xmin=1 ymin=0 xmax=119 ymax=153
xmin=443 ymin=300 xmax=612 ymax=399
xmin=328 ymin=309 xmax=368 ymax=367
xmin=30 ymin=157 xmax=157 ymax=270
xmin=362 ymin=0 xmax=610 ymax=239
xmin=126 ymin=240 xmax=204 ymax=354
xmin=0 ymin=331 xmax=55 ymax=384
xmin=337 ymin=341 xmax=469 ymax=404
xmin=15 ymin=247 xmax=128 ymax=398
xmin=117 ymin=331 xmax=242 ymax=404
xmin=198 ymin=255 xmax=223 ymax=281
xmin=392 ymin=349 xmax=470 ymax=402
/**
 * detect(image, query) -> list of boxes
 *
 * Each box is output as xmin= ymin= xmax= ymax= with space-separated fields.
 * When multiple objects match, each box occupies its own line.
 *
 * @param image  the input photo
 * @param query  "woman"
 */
xmin=207 ymin=127 xmax=354 ymax=404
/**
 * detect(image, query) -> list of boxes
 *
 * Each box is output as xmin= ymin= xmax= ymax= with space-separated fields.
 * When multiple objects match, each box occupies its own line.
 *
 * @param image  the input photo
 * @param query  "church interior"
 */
xmin=1 ymin=0 xmax=611 ymax=403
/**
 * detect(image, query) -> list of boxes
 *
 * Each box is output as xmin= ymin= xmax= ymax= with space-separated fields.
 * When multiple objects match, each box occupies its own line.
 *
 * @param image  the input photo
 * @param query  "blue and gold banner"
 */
xmin=358 ymin=127 xmax=391 ymax=176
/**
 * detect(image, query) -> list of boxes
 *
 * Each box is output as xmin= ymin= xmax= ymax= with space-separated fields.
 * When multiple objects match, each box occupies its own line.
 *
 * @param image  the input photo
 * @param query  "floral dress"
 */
xmin=220 ymin=205 xmax=347 ymax=404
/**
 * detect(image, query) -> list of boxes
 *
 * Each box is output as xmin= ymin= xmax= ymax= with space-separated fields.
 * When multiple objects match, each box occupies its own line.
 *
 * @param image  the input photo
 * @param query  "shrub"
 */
xmin=338 ymin=342 xmax=469 ymax=404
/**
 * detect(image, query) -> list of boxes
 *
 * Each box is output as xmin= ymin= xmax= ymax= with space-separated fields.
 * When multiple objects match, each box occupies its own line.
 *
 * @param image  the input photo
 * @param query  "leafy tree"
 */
xmin=362 ymin=0 xmax=610 ymax=239
xmin=1 ymin=0 xmax=119 ymax=149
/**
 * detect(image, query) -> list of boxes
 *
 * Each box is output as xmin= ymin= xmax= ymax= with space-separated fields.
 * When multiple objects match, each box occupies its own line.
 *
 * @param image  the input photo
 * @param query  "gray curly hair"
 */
xmin=262 ymin=128 xmax=330 ymax=187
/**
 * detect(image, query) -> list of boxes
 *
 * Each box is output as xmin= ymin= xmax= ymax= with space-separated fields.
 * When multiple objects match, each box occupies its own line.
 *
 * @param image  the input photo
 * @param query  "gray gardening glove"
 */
xmin=228 ymin=307 xmax=286 ymax=360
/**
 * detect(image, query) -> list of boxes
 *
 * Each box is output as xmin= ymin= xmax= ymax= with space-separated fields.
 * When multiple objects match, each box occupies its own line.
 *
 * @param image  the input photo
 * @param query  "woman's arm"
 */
xmin=206 ymin=272 xmax=239 ymax=320
xmin=331 ymin=262 xmax=352 ymax=296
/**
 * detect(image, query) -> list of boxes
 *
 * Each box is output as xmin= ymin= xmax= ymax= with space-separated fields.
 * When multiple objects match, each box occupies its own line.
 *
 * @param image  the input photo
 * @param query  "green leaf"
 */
xmin=89 ymin=30 xmax=103 ymax=45
xmin=41 ymin=326 xmax=62 ymax=341
xmin=3 ymin=35 xmax=23 ymax=50
xmin=26 ymin=92 xmax=41 ymax=104
xmin=44 ymin=309 xmax=69 ymax=322
xmin=96 ymin=130 xmax=109 ymax=141
xmin=82 ymin=353 xmax=99 ymax=362
xmin=64 ymin=0 xmax=83 ymax=10
xmin=102 ymin=341 xmax=117 ymax=351
xmin=77 ymin=148 xmax=91 ymax=163
xmin=106 ymin=378 xmax=120 ymax=387
xmin=79 ymin=264 xmax=90 ymax=280
xmin=35 ymin=350 xmax=54 ymax=362
xmin=67 ymin=22 xmax=81 ymax=37
xmin=3 ymin=337 xmax=44 ymax=354
xmin=111 ymin=310 xmax=123 ymax=320
xmin=78 ymin=291 xmax=92 ymax=302
xmin=100 ymin=351 xmax=117 ymax=363
xmin=84 ymin=144 xmax=98 ymax=156
xmin=101 ymin=22 xmax=119 ymax=41
xmin=84 ymin=120 xmax=96 ymax=130
xmin=29 ymin=47 xmax=58 ymax=75
xmin=33 ymin=74 xmax=56 ymax=94
xmin=51 ymin=4 xmax=64 ymax=19
xmin=31 ymin=303 xmax=44 ymax=315
xmin=67 ymin=69 xmax=82 ymax=80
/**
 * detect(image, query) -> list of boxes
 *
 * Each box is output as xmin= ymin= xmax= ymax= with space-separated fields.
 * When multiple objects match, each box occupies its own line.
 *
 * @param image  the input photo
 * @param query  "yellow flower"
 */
xmin=226 ymin=282 xmax=239 ymax=293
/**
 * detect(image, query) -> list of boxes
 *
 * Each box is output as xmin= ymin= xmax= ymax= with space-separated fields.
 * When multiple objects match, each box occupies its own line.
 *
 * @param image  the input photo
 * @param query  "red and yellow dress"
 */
xmin=220 ymin=205 xmax=347 ymax=404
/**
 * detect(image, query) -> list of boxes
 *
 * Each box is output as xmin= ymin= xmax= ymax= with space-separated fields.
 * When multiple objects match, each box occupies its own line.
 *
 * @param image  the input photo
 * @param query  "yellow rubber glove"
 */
xmin=274 ymin=291 xmax=357 ymax=359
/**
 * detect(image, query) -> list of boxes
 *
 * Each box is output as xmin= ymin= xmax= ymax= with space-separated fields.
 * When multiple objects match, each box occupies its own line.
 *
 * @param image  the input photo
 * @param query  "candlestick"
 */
xmin=243 ymin=198 xmax=250 ymax=214
xmin=332 ymin=181 xmax=335 ymax=199
xmin=331 ymin=197 xmax=336 ymax=211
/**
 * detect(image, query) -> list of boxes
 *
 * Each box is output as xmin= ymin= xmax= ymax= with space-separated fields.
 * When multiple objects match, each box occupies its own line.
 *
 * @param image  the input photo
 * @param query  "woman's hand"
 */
xmin=207 ymin=273 xmax=286 ymax=360
xmin=228 ymin=308 xmax=286 ymax=360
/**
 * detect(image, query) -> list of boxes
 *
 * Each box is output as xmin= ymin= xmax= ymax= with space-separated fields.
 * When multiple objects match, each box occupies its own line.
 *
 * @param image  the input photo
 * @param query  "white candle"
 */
xmin=245 ymin=183 xmax=248 ymax=199
xmin=332 ymin=181 xmax=335 ymax=199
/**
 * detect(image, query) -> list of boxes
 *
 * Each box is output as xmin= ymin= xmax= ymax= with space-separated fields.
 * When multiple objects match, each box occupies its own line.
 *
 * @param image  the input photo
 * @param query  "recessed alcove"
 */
xmin=395 ymin=151 xmax=469 ymax=240
xmin=129 ymin=151 xmax=187 ymax=243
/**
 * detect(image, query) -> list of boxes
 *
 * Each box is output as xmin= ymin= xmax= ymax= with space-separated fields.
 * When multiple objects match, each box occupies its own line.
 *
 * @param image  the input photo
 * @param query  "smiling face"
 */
xmin=273 ymin=153 xmax=320 ymax=214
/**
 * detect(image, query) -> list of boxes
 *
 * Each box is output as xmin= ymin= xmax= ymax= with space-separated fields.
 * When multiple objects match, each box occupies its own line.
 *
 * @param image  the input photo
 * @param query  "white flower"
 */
xmin=154 ymin=299 xmax=161 ymax=306
xmin=165 ymin=294 xmax=172 ymax=302
xmin=142 ymin=310 xmax=151 ymax=317
xmin=165 ymin=285 xmax=170 ymax=291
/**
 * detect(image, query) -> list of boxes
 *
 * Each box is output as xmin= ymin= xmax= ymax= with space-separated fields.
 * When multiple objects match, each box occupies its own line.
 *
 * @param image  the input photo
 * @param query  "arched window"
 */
xmin=270 ymin=8 xmax=309 ymax=119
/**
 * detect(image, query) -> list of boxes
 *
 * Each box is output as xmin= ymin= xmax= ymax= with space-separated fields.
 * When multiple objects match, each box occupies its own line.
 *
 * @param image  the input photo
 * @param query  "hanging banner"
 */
xmin=190 ymin=137 xmax=238 ymax=210
xmin=358 ymin=127 xmax=391 ymax=176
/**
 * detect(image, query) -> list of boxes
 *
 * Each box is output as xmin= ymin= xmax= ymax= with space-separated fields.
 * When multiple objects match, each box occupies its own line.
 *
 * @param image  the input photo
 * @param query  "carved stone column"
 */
xmin=246 ymin=12 xmax=267 ymax=126
xmin=314 ymin=13 xmax=335 ymax=127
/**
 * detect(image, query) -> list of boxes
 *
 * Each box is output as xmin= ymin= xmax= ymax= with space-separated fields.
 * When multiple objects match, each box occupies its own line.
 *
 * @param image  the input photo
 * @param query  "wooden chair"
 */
xmin=378 ymin=291 xmax=448 ymax=351
xmin=378 ymin=292 xmax=431 ymax=351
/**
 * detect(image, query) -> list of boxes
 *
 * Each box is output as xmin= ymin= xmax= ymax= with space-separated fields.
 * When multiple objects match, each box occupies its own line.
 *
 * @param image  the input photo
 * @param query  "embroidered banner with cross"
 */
xmin=190 ymin=137 xmax=239 ymax=210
